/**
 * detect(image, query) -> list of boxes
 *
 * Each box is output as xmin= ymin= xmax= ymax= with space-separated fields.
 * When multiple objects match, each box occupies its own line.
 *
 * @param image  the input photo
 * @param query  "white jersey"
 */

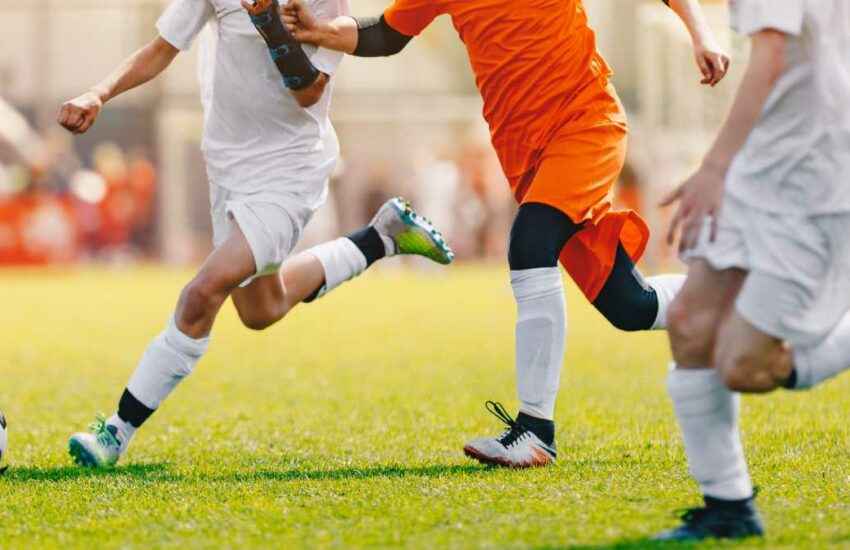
xmin=726 ymin=0 xmax=850 ymax=215
xmin=157 ymin=0 xmax=348 ymax=196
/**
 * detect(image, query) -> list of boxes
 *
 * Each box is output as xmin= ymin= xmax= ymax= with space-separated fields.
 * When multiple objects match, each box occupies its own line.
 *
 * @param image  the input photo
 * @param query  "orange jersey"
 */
xmin=384 ymin=0 xmax=647 ymax=301
xmin=384 ymin=0 xmax=626 ymax=180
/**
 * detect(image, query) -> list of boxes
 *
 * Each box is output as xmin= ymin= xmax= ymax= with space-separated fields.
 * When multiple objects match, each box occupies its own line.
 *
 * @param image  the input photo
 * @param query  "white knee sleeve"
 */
xmin=512 ymin=268 xmax=566 ymax=420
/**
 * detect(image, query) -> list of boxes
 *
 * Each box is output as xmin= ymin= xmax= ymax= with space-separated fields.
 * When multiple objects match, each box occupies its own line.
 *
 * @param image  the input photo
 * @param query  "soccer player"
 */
xmin=281 ymin=0 xmax=729 ymax=467
xmin=58 ymin=0 xmax=454 ymax=468
xmin=656 ymin=0 xmax=850 ymax=540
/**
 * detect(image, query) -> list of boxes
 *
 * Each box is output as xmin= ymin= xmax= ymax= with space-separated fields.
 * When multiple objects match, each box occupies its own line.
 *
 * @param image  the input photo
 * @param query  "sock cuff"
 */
xmin=510 ymin=268 xmax=563 ymax=301
xmin=308 ymin=237 xmax=368 ymax=295
xmin=647 ymin=274 xmax=685 ymax=330
xmin=346 ymin=226 xmax=387 ymax=266
xmin=165 ymin=316 xmax=210 ymax=359
xmin=791 ymin=347 xmax=814 ymax=389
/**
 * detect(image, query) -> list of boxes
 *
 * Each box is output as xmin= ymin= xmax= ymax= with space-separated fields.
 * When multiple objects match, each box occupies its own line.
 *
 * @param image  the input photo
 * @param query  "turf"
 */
xmin=0 ymin=264 xmax=848 ymax=549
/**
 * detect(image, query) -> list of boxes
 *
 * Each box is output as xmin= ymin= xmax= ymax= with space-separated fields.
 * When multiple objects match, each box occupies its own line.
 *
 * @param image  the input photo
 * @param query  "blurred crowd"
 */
xmin=0 ymin=98 xmax=157 ymax=265
xmin=0 ymin=96 xmax=655 ymax=268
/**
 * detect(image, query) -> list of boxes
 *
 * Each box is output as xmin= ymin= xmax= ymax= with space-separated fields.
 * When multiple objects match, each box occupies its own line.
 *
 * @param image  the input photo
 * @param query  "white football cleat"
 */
xmin=463 ymin=401 xmax=556 ymax=468
xmin=370 ymin=197 xmax=454 ymax=265
xmin=68 ymin=415 xmax=125 ymax=468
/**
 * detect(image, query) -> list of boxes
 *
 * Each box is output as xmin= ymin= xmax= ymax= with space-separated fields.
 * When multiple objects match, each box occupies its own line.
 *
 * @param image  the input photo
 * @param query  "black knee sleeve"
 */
xmin=508 ymin=203 xmax=580 ymax=270
xmin=592 ymin=244 xmax=659 ymax=331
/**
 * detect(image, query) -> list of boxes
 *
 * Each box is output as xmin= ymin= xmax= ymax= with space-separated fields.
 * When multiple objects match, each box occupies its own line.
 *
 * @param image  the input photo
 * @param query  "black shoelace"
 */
xmin=485 ymin=401 xmax=529 ymax=448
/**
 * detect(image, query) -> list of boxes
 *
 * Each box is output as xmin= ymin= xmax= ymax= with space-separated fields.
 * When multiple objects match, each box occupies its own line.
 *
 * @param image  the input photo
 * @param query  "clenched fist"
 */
xmin=58 ymin=91 xmax=102 ymax=134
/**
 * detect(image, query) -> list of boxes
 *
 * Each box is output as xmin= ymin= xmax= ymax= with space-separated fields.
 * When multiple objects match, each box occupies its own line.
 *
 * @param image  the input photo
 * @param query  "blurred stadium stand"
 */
xmin=0 ymin=0 xmax=742 ymax=267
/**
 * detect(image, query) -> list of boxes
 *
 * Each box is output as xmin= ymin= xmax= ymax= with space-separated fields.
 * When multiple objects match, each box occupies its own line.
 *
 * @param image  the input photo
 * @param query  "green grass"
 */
xmin=0 ymin=264 xmax=848 ymax=549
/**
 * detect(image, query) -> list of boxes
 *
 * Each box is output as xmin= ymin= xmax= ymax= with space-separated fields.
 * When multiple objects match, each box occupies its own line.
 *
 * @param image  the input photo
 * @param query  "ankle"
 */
xmin=516 ymin=411 xmax=555 ymax=446
xmin=704 ymin=493 xmax=756 ymax=513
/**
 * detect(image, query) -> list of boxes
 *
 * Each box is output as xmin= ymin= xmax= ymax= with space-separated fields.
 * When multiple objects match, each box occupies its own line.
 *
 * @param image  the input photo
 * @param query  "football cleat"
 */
xmin=370 ymin=197 xmax=454 ymax=265
xmin=68 ymin=415 xmax=124 ymax=468
xmin=463 ymin=401 xmax=556 ymax=468
xmin=653 ymin=500 xmax=765 ymax=541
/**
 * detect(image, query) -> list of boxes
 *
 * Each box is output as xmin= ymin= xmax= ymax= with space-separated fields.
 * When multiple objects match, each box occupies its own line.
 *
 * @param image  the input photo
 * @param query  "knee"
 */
xmin=508 ymin=230 xmax=558 ymax=270
xmin=508 ymin=203 xmax=577 ymax=270
xmin=595 ymin=288 xmax=656 ymax=332
xmin=237 ymin=302 xmax=288 ymax=331
xmin=667 ymin=297 xmax=715 ymax=365
xmin=180 ymin=274 xmax=229 ymax=318
xmin=716 ymin=347 xmax=783 ymax=393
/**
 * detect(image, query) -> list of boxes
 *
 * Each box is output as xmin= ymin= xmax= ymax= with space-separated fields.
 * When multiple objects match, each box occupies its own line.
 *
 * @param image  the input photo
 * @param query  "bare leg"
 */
xmin=715 ymin=312 xmax=792 ymax=393
xmin=231 ymin=251 xmax=325 ymax=331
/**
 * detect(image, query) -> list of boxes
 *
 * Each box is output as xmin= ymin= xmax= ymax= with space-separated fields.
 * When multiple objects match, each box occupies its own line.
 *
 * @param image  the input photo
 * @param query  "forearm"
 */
xmin=91 ymin=37 xmax=178 ymax=103
xmin=307 ymin=15 xmax=410 ymax=57
xmin=667 ymin=0 xmax=716 ymax=46
xmin=311 ymin=16 xmax=360 ymax=54
xmin=702 ymin=33 xmax=785 ymax=171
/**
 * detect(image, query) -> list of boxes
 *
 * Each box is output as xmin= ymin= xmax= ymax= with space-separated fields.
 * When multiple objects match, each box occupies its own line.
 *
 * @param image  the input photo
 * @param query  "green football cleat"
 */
xmin=371 ymin=197 xmax=455 ymax=265
xmin=68 ymin=415 xmax=124 ymax=468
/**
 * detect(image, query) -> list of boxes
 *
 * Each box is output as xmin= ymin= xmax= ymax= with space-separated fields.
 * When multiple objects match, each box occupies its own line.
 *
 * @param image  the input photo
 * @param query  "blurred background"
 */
xmin=0 ymin=0 xmax=744 ymax=270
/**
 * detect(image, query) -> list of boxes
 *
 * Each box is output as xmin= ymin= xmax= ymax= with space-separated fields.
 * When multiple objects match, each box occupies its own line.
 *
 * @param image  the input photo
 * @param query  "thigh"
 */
xmin=521 ymin=123 xmax=627 ymax=225
xmin=675 ymin=260 xmax=746 ymax=324
xmin=668 ymin=259 xmax=746 ymax=366
xmin=508 ymin=202 xmax=581 ymax=270
xmin=195 ymin=223 xmax=258 ymax=290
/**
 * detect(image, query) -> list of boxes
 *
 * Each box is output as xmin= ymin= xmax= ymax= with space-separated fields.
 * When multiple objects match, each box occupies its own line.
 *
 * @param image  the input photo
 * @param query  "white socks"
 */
xmin=512 ymin=268 xmax=566 ymax=420
xmin=107 ymin=414 xmax=136 ymax=452
xmin=793 ymin=311 xmax=850 ymax=389
xmin=306 ymin=238 xmax=368 ymax=300
xmin=126 ymin=316 xmax=210 ymax=411
xmin=667 ymin=366 xmax=753 ymax=500
xmin=647 ymin=274 xmax=685 ymax=330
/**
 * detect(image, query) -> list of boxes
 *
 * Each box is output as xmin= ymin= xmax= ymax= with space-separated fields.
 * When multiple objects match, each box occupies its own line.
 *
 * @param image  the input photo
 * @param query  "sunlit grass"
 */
xmin=1 ymin=264 xmax=848 ymax=548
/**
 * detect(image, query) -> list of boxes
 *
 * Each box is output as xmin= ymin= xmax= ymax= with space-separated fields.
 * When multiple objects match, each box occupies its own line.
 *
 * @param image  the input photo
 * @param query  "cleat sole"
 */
xmin=463 ymin=444 xmax=555 ymax=469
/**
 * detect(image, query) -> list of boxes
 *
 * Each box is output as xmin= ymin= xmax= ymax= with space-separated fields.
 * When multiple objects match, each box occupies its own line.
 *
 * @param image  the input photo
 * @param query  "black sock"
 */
xmin=346 ymin=226 xmax=386 ymax=267
xmin=782 ymin=367 xmax=798 ymax=389
xmin=117 ymin=389 xmax=155 ymax=428
xmin=516 ymin=412 xmax=555 ymax=447
xmin=704 ymin=494 xmax=756 ymax=514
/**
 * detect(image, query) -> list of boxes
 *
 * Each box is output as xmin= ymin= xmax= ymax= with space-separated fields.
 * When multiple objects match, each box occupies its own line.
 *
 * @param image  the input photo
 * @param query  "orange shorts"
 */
xmin=510 ymin=122 xmax=650 ymax=302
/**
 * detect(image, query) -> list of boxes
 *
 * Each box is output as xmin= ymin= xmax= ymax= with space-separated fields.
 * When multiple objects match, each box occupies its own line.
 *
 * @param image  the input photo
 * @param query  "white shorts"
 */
xmin=210 ymin=182 xmax=328 ymax=287
xmin=683 ymin=195 xmax=850 ymax=347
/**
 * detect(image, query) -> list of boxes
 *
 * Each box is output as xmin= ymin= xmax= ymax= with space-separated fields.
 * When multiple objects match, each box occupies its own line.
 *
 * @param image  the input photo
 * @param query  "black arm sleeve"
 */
xmin=352 ymin=15 xmax=413 ymax=57
xmin=248 ymin=0 xmax=320 ymax=90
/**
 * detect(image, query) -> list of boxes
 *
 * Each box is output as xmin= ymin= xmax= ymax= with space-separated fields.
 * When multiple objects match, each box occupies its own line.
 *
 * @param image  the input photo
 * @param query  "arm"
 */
xmin=665 ymin=0 xmax=730 ymax=86
xmin=700 ymin=31 xmax=786 ymax=173
xmin=57 ymin=37 xmax=179 ymax=134
xmin=282 ymin=1 xmax=412 ymax=57
xmin=662 ymin=30 xmax=787 ymax=250
xmin=243 ymin=0 xmax=329 ymax=108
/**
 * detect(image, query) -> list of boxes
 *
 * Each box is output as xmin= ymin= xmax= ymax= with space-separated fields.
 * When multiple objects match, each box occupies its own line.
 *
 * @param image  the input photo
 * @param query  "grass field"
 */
xmin=1 ymin=264 xmax=849 ymax=549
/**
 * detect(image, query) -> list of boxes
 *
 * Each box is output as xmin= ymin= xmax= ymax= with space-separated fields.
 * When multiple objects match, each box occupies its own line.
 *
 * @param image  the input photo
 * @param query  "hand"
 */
xmin=57 ymin=91 xmax=103 ymax=135
xmin=240 ymin=0 xmax=274 ymax=17
xmin=661 ymin=162 xmax=727 ymax=253
xmin=281 ymin=0 xmax=323 ymax=45
xmin=693 ymin=41 xmax=730 ymax=87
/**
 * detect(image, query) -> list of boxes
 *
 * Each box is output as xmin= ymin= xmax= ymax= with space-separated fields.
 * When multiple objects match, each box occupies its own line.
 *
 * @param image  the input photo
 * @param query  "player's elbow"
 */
xmin=292 ymin=74 xmax=328 ymax=108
